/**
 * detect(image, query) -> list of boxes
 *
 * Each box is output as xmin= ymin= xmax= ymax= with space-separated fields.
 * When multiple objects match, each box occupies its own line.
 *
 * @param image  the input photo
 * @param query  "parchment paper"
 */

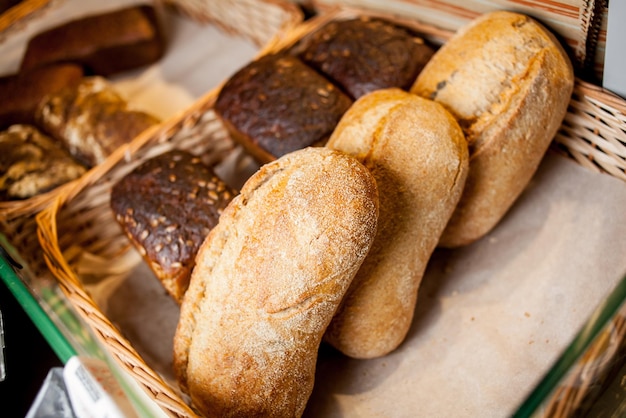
xmin=305 ymin=150 xmax=626 ymax=417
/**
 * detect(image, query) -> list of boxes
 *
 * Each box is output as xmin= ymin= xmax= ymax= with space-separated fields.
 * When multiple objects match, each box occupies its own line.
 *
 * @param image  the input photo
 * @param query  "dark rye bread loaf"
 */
xmin=110 ymin=150 xmax=236 ymax=303
xmin=0 ymin=124 xmax=86 ymax=201
xmin=0 ymin=63 xmax=84 ymax=130
xmin=36 ymin=76 xmax=160 ymax=168
xmin=20 ymin=5 xmax=165 ymax=76
xmin=215 ymin=52 xmax=353 ymax=164
xmin=291 ymin=17 xmax=436 ymax=99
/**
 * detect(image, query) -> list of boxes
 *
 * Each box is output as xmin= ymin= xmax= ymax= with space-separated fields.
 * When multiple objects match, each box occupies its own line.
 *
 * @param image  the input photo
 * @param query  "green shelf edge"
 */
xmin=0 ymin=252 xmax=76 ymax=364
xmin=514 ymin=272 xmax=626 ymax=416
xmin=0 ymin=236 xmax=165 ymax=418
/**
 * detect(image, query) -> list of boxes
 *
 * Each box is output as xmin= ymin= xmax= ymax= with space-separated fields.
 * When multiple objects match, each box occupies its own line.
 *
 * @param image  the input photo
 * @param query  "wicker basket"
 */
xmin=542 ymin=302 xmax=626 ymax=416
xmin=36 ymin=5 xmax=626 ymax=418
xmin=0 ymin=0 xmax=302 ymax=284
xmin=0 ymin=0 xmax=61 ymax=42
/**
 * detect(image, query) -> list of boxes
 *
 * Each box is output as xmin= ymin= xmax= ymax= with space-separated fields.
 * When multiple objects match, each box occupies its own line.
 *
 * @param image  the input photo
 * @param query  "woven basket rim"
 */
xmin=0 ymin=0 xmax=54 ymax=34
xmin=170 ymin=0 xmax=304 ymax=48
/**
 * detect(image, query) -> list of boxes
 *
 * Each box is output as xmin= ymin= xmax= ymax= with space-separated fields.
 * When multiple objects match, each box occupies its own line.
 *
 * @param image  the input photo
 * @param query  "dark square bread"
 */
xmin=214 ymin=52 xmax=353 ymax=164
xmin=20 ymin=5 xmax=165 ymax=76
xmin=110 ymin=150 xmax=236 ymax=303
xmin=291 ymin=17 xmax=436 ymax=99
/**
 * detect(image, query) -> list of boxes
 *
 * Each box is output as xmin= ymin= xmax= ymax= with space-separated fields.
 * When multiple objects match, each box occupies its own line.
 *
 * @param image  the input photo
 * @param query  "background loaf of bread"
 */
xmin=36 ymin=76 xmax=160 ymax=168
xmin=20 ymin=5 xmax=165 ymax=76
xmin=325 ymin=88 xmax=468 ymax=359
xmin=0 ymin=124 xmax=86 ymax=200
xmin=173 ymin=147 xmax=378 ymax=417
xmin=411 ymin=11 xmax=574 ymax=247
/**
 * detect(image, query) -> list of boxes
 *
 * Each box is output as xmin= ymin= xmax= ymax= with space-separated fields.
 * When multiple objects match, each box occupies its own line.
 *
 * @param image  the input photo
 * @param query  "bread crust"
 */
xmin=325 ymin=88 xmax=468 ymax=359
xmin=292 ymin=17 xmax=435 ymax=99
xmin=173 ymin=147 xmax=378 ymax=417
xmin=0 ymin=63 xmax=83 ymax=130
xmin=411 ymin=11 xmax=574 ymax=247
xmin=215 ymin=53 xmax=353 ymax=164
xmin=0 ymin=124 xmax=86 ymax=200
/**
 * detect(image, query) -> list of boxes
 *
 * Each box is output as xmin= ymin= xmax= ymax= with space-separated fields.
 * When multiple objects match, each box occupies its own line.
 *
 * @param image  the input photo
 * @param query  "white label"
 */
xmin=603 ymin=2 xmax=626 ymax=98
xmin=63 ymin=356 xmax=138 ymax=418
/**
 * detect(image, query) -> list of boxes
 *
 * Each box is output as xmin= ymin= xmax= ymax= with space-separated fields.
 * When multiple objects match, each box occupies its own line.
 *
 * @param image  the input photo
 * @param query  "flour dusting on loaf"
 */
xmin=173 ymin=147 xmax=378 ymax=417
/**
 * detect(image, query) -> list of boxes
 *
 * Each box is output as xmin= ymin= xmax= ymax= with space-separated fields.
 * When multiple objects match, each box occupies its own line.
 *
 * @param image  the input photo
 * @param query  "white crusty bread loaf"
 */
xmin=173 ymin=147 xmax=379 ymax=417
xmin=411 ymin=10 xmax=574 ymax=248
xmin=325 ymin=88 xmax=468 ymax=359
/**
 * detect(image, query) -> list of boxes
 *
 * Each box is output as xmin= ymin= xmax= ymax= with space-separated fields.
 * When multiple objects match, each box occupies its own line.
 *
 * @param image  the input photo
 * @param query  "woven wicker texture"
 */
xmin=36 ymin=102 xmax=234 ymax=418
xmin=34 ymin=5 xmax=626 ymax=418
xmin=0 ymin=0 xmax=59 ymax=42
xmin=554 ymin=80 xmax=626 ymax=181
xmin=542 ymin=303 xmax=626 ymax=416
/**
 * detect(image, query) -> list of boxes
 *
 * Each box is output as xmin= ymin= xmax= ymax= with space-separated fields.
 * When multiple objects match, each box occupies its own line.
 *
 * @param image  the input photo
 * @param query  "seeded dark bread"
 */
xmin=215 ymin=52 xmax=353 ymax=164
xmin=291 ymin=17 xmax=435 ymax=99
xmin=411 ymin=11 xmax=574 ymax=247
xmin=173 ymin=147 xmax=379 ymax=417
xmin=0 ymin=124 xmax=86 ymax=200
xmin=0 ymin=63 xmax=84 ymax=130
xmin=110 ymin=150 xmax=236 ymax=303
xmin=20 ymin=5 xmax=165 ymax=76
xmin=36 ymin=76 xmax=160 ymax=168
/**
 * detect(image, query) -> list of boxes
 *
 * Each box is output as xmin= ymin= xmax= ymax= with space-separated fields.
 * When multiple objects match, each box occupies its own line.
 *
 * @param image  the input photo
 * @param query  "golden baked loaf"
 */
xmin=411 ymin=11 xmax=574 ymax=247
xmin=325 ymin=88 xmax=468 ymax=359
xmin=173 ymin=147 xmax=379 ymax=417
